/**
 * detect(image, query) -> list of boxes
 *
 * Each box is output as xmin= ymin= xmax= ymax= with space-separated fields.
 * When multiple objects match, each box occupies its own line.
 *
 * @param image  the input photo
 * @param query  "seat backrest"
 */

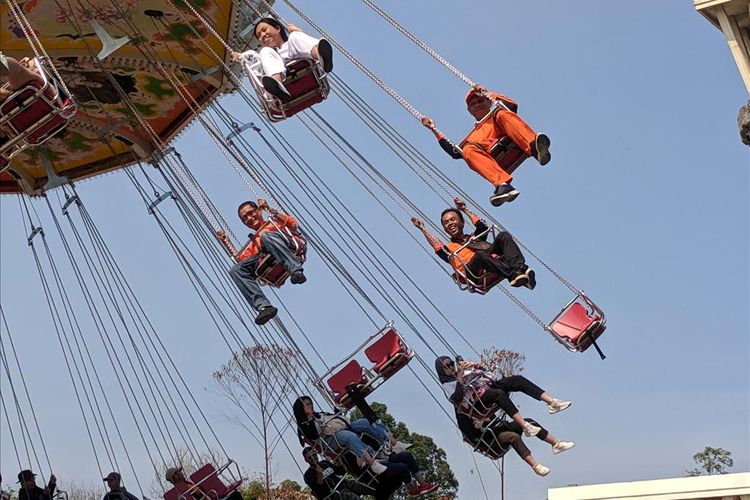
xmin=551 ymin=303 xmax=600 ymax=341
xmin=364 ymin=329 xmax=404 ymax=365
xmin=163 ymin=482 xmax=192 ymax=500
xmin=190 ymin=464 xmax=228 ymax=498
xmin=280 ymin=59 xmax=328 ymax=118
xmin=326 ymin=360 xmax=365 ymax=402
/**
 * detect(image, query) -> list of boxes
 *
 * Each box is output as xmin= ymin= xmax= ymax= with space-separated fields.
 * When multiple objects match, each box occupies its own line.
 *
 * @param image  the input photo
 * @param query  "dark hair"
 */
xmin=254 ymin=17 xmax=288 ymax=42
xmin=440 ymin=208 xmax=464 ymax=223
xmin=237 ymin=200 xmax=258 ymax=215
xmin=302 ymin=446 xmax=315 ymax=458
xmin=292 ymin=396 xmax=319 ymax=445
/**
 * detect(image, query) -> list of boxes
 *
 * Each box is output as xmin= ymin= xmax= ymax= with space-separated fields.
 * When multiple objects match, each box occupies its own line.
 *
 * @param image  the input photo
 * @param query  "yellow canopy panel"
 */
xmin=0 ymin=0 xmax=263 ymax=194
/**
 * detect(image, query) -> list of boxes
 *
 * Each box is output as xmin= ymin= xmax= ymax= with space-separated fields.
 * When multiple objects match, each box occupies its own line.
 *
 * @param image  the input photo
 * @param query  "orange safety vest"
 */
xmin=443 ymin=240 xmax=476 ymax=273
xmin=237 ymin=213 xmax=301 ymax=262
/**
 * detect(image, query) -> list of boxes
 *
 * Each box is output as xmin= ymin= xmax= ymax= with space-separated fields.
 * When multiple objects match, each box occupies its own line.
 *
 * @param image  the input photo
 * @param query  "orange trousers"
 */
xmin=462 ymin=109 xmax=537 ymax=186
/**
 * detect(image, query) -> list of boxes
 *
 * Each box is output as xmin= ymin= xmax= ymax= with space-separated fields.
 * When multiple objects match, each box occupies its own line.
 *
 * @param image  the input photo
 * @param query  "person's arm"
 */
xmin=421 ymin=117 xmax=463 ymax=159
xmin=216 ymin=230 xmax=240 ymax=260
xmin=411 ymin=217 xmax=450 ymax=263
xmin=258 ymin=198 xmax=300 ymax=231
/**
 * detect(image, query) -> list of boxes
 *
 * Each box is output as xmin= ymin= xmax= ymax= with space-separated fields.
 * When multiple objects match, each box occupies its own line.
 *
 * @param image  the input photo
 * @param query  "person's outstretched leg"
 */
xmin=259 ymin=231 xmax=303 ymax=274
xmin=493 ymin=109 xmax=552 ymax=166
xmin=229 ymin=257 xmax=277 ymax=324
xmin=479 ymin=388 xmax=541 ymax=437
xmin=461 ymin=144 xmax=519 ymax=207
xmin=494 ymin=376 xmax=571 ymax=414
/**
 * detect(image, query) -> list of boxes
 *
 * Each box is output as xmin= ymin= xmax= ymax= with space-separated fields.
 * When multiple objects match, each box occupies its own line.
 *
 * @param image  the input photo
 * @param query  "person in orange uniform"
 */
xmin=217 ymin=198 xmax=306 ymax=325
xmin=421 ymin=85 xmax=551 ymax=207
xmin=412 ymin=198 xmax=535 ymax=289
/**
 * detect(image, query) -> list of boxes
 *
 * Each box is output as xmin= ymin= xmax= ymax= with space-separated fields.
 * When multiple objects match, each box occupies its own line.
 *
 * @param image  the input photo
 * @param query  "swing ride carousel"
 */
xmin=0 ymin=0 xmax=611 ymax=498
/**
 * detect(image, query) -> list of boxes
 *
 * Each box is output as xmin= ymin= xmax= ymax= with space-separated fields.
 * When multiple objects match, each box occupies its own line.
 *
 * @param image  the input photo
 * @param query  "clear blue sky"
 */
xmin=1 ymin=1 xmax=748 ymax=499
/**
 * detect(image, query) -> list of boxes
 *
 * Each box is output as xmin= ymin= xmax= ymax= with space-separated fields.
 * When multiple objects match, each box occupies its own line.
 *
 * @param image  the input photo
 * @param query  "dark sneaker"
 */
xmin=531 ymin=134 xmax=551 ymax=166
xmin=254 ymin=305 xmax=278 ymax=325
xmin=489 ymin=183 xmax=520 ymax=207
xmin=509 ymin=272 xmax=529 ymax=288
xmin=317 ymin=39 xmax=334 ymax=73
xmin=290 ymin=269 xmax=307 ymax=284
xmin=261 ymin=76 xmax=291 ymax=102
xmin=525 ymin=268 xmax=536 ymax=290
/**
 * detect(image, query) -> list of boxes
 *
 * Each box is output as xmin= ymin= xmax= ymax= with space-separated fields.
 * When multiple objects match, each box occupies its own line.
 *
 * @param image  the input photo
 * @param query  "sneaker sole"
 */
xmin=489 ymin=190 xmax=520 ymax=207
xmin=535 ymin=134 xmax=551 ymax=166
xmin=290 ymin=274 xmax=307 ymax=285
xmin=318 ymin=39 xmax=334 ymax=73
xmin=548 ymin=401 xmax=572 ymax=414
xmin=261 ymin=77 xmax=291 ymax=102
xmin=524 ymin=426 xmax=541 ymax=437
xmin=553 ymin=443 xmax=575 ymax=455
xmin=525 ymin=269 xmax=536 ymax=290
xmin=255 ymin=307 xmax=278 ymax=325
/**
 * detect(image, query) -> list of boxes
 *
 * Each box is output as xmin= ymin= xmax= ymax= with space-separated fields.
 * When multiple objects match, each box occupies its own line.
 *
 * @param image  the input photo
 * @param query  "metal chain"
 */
xmin=360 ymin=0 xmax=475 ymax=87
xmin=269 ymin=0 xmax=446 ymax=136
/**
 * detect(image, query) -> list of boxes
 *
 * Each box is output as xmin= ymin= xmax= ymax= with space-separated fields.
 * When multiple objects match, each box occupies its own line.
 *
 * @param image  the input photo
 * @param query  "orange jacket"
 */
xmin=237 ymin=213 xmax=300 ymax=261
xmin=463 ymin=90 xmax=519 ymax=150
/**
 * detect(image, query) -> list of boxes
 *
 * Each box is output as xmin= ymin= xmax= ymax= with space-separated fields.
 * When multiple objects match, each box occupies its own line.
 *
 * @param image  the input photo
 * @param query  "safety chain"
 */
xmin=360 ymin=0 xmax=475 ymax=87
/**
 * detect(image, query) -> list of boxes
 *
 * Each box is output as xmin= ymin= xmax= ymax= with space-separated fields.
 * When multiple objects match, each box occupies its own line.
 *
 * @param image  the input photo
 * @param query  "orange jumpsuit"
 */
xmin=436 ymin=90 xmax=538 ymax=187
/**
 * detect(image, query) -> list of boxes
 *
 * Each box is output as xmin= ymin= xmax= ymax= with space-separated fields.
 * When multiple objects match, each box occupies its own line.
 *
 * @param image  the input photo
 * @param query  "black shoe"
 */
xmin=290 ymin=269 xmax=307 ymax=285
xmin=489 ymin=183 xmax=520 ymax=207
xmin=261 ymin=76 xmax=291 ymax=102
xmin=509 ymin=272 xmax=529 ymax=288
xmin=317 ymin=39 xmax=334 ymax=73
xmin=525 ymin=268 xmax=536 ymax=290
xmin=254 ymin=305 xmax=278 ymax=325
xmin=530 ymin=134 xmax=551 ymax=166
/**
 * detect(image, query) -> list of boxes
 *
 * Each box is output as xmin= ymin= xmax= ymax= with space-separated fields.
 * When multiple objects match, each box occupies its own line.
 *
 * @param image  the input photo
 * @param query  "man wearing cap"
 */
xmin=102 ymin=472 xmax=139 ymax=500
xmin=421 ymin=84 xmax=552 ymax=207
xmin=17 ymin=470 xmax=56 ymax=500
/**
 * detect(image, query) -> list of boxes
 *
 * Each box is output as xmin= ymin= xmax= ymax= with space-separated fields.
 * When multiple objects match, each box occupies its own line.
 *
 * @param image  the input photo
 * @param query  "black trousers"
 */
xmin=491 ymin=418 xmax=548 ymax=459
xmin=478 ymin=375 xmax=545 ymax=416
xmin=466 ymin=231 xmax=526 ymax=280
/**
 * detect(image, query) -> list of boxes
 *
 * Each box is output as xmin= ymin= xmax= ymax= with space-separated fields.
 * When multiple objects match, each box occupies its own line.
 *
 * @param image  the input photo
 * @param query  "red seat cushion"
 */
xmin=364 ymin=329 xmax=407 ymax=373
xmin=255 ymin=254 xmax=288 ymax=286
xmin=281 ymin=59 xmax=327 ymax=118
xmin=550 ymin=303 xmax=601 ymax=344
xmin=189 ymin=464 xmax=241 ymax=499
xmin=327 ymin=360 xmax=366 ymax=403
xmin=0 ymin=83 xmax=69 ymax=145
xmin=163 ymin=483 xmax=191 ymax=500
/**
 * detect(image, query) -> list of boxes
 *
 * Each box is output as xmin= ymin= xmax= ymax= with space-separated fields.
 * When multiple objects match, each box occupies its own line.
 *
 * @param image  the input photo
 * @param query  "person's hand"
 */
xmin=257 ymin=198 xmax=269 ymax=210
xmin=49 ymin=474 xmax=57 ymax=484
xmin=411 ymin=217 xmax=424 ymax=230
xmin=216 ymin=230 xmax=228 ymax=241
xmin=473 ymin=418 xmax=483 ymax=429
xmin=456 ymin=362 xmax=465 ymax=383
xmin=471 ymin=83 xmax=487 ymax=95
xmin=454 ymin=197 xmax=466 ymax=210
xmin=230 ymin=50 xmax=243 ymax=62
xmin=287 ymin=23 xmax=302 ymax=33
xmin=420 ymin=116 xmax=436 ymax=130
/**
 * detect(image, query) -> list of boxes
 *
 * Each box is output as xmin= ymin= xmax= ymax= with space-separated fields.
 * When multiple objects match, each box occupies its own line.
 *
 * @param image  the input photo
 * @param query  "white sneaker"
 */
xmin=392 ymin=440 xmax=413 ymax=454
xmin=523 ymin=422 xmax=542 ymax=437
xmin=370 ymin=461 xmax=387 ymax=475
xmin=533 ymin=464 xmax=550 ymax=477
xmin=548 ymin=399 xmax=572 ymax=414
xmin=552 ymin=440 xmax=575 ymax=454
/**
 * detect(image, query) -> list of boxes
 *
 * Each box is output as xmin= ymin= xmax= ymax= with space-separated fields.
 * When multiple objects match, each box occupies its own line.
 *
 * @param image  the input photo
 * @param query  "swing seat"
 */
xmin=463 ymin=435 xmax=509 ymax=460
xmin=452 ymin=269 xmax=504 ymax=294
xmin=364 ymin=328 xmax=412 ymax=378
xmin=190 ymin=463 xmax=242 ymax=500
xmin=0 ymin=59 xmax=77 ymax=166
xmin=326 ymin=360 xmax=371 ymax=408
xmin=548 ymin=294 xmax=606 ymax=354
xmin=250 ymin=57 xmax=329 ymax=123
xmin=488 ymin=136 xmax=529 ymax=176
xmin=163 ymin=482 xmax=193 ymax=500
xmin=253 ymin=232 xmax=307 ymax=288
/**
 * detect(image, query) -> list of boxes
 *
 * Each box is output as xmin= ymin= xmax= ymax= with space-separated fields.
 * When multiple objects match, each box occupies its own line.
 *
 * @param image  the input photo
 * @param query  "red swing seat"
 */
xmin=364 ymin=328 xmax=412 ymax=378
xmin=451 ymin=268 xmax=504 ymax=295
xmin=326 ymin=359 xmax=372 ymax=409
xmin=263 ymin=58 xmax=330 ymax=122
xmin=547 ymin=293 xmax=607 ymax=357
xmin=189 ymin=463 xmax=242 ymax=500
xmin=252 ymin=229 xmax=306 ymax=288
xmin=0 ymin=58 xmax=77 ymax=169
xmin=163 ymin=482 xmax=194 ymax=500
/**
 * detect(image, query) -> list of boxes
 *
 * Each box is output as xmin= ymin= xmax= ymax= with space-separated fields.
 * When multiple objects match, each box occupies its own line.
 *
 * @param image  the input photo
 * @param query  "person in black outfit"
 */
xmin=102 ymin=472 xmax=139 ymax=500
xmin=17 ymin=470 xmax=56 ymax=500
xmin=303 ymin=447 xmax=372 ymax=500
xmin=412 ymin=198 xmax=535 ymax=289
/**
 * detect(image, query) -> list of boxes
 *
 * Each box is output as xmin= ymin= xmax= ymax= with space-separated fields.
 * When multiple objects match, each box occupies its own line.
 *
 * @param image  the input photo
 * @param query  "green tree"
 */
xmin=351 ymin=402 xmax=459 ymax=499
xmin=686 ymin=447 xmax=734 ymax=476
xmin=239 ymin=479 xmax=309 ymax=500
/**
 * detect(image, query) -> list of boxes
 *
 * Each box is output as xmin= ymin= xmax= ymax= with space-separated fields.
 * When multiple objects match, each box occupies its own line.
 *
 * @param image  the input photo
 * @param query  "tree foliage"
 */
xmin=239 ymin=479 xmax=309 ymax=500
xmin=351 ymin=402 xmax=459 ymax=499
xmin=686 ymin=446 xmax=734 ymax=476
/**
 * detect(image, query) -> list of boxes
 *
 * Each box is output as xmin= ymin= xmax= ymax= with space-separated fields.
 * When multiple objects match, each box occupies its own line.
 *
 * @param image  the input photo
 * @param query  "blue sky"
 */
xmin=1 ymin=1 xmax=748 ymax=499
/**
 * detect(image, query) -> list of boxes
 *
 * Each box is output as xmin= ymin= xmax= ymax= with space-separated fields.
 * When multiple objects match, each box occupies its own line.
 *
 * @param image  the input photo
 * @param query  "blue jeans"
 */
xmin=229 ymin=231 xmax=302 ymax=311
xmin=323 ymin=419 xmax=388 ymax=459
